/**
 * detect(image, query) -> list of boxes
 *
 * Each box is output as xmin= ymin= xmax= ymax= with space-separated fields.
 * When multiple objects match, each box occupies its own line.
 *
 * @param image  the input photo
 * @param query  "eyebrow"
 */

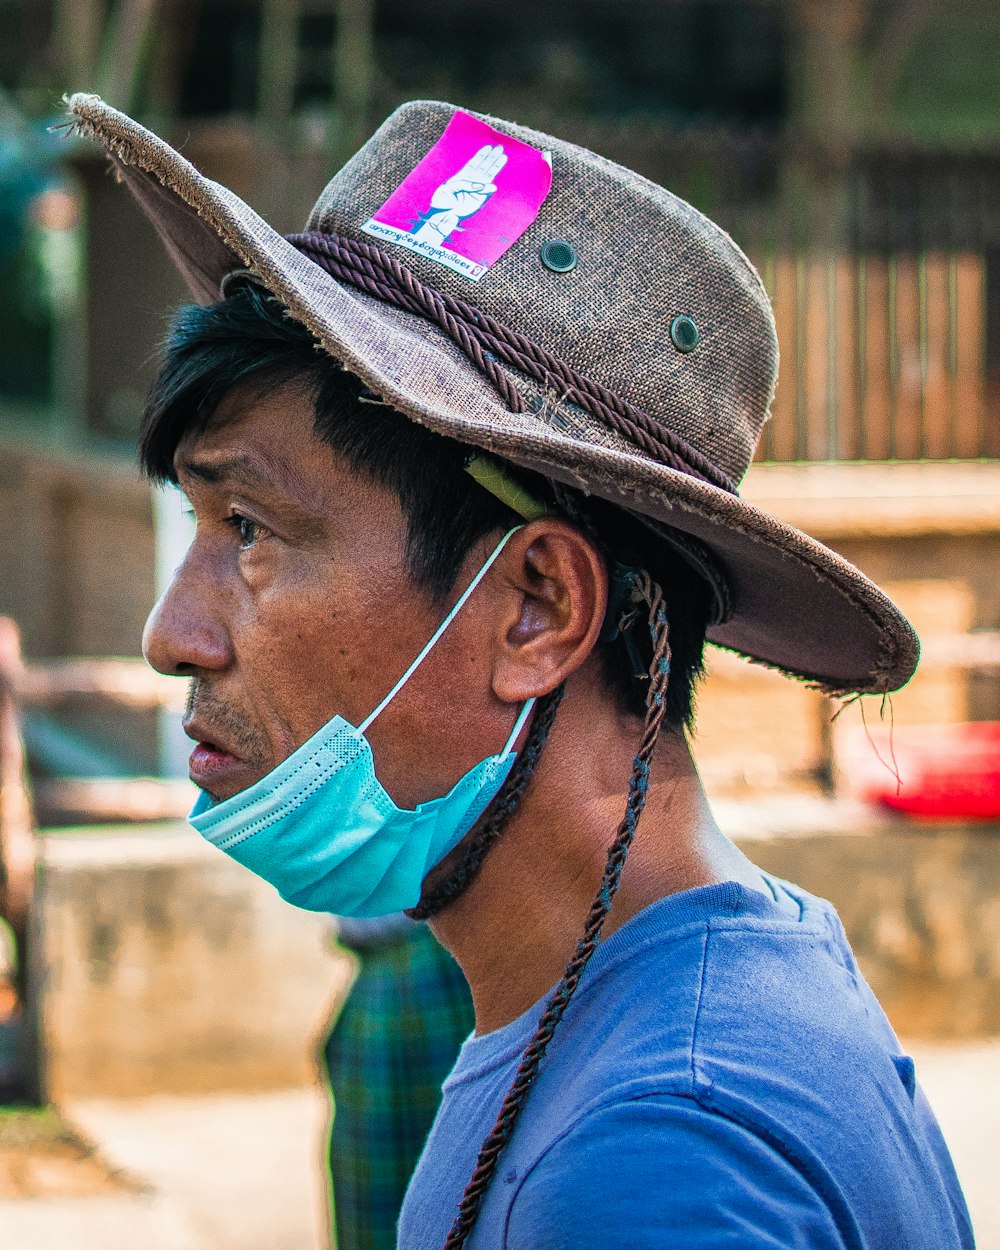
xmin=175 ymin=450 xmax=330 ymax=539
xmin=176 ymin=454 xmax=276 ymax=493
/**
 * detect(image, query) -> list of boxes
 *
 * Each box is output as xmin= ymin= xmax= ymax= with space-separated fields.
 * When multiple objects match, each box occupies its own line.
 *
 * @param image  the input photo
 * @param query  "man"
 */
xmin=68 ymin=94 xmax=973 ymax=1249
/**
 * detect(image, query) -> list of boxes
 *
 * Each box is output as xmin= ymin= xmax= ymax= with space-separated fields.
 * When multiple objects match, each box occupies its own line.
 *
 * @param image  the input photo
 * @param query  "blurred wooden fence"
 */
xmin=557 ymin=124 xmax=999 ymax=465
xmin=753 ymin=250 xmax=992 ymax=463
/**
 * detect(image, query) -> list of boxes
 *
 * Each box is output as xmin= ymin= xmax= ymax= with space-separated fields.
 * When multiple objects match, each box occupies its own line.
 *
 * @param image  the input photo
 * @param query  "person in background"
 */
xmin=324 ymin=916 xmax=473 ymax=1250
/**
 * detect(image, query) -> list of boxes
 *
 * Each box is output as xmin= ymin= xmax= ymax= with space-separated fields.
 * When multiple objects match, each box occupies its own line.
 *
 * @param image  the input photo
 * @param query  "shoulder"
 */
xmin=513 ymin=885 xmax=898 ymax=1194
xmin=504 ymin=1093 xmax=847 ymax=1250
xmin=561 ymin=881 xmax=879 ymax=1107
xmin=688 ymin=882 xmax=902 ymax=1122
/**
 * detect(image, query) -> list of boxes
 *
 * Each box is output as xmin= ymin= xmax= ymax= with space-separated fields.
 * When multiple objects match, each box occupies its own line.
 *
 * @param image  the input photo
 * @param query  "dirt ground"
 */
xmin=0 ymin=1106 xmax=137 ymax=1199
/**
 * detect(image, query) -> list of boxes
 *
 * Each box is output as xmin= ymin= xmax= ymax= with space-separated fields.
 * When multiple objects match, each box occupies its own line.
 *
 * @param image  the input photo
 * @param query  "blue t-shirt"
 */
xmin=399 ymin=878 xmax=973 ymax=1249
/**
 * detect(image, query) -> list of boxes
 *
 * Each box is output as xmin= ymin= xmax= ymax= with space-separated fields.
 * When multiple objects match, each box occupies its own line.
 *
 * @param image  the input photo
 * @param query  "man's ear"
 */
xmin=490 ymin=519 xmax=608 ymax=703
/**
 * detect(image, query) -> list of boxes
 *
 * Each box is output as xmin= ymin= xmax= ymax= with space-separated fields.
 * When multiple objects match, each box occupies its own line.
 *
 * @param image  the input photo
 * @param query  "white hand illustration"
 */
xmin=410 ymin=145 xmax=508 ymax=246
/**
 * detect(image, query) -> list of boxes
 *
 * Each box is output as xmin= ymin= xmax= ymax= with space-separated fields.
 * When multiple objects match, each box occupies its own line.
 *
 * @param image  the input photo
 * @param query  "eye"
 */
xmin=226 ymin=512 xmax=267 ymax=549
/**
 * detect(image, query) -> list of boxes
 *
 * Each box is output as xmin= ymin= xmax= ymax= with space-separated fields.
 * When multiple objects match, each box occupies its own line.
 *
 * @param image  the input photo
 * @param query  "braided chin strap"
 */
xmin=442 ymin=571 xmax=671 ymax=1250
xmin=285 ymin=231 xmax=737 ymax=496
xmin=409 ymin=683 xmax=566 ymax=922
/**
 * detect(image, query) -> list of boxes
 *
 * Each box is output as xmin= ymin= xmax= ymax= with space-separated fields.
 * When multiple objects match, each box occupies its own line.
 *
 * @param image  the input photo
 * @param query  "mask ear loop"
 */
xmin=359 ymin=527 xmax=524 ymax=736
xmin=497 ymin=696 xmax=537 ymax=761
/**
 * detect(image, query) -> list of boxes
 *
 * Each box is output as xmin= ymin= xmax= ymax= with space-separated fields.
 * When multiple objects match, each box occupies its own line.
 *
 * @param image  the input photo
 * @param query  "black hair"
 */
xmin=141 ymin=284 xmax=712 ymax=729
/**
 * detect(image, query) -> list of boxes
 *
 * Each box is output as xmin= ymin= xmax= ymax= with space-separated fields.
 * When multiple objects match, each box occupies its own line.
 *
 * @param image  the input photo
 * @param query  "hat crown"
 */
xmin=306 ymin=100 xmax=778 ymax=487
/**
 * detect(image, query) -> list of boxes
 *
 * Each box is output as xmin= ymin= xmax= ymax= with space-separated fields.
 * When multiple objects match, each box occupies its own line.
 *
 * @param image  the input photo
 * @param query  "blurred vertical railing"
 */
xmin=562 ymin=121 xmax=999 ymax=465
xmin=751 ymin=247 xmax=990 ymax=462
xmin=751 ymin=143 xmax=997 ymax=463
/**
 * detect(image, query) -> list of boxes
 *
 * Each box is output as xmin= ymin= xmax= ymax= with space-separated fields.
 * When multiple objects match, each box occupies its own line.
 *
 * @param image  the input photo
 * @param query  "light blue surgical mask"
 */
xmin=189 ymin=530 xmax=534 ymax=918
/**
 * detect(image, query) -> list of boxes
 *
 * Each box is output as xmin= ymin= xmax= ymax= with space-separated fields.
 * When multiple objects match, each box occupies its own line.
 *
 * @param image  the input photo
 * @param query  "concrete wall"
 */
xmin=735 ymin=816 xmax=1000 ymax=1039
xmin=31 ymin=809 xmax=999 ymax=1099
xmin=36 ymin=825 xmax=353 ymax=1100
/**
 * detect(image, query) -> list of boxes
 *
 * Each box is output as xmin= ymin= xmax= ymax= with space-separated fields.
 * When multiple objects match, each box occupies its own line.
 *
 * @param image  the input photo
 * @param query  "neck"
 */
xmin=429 ymin=673 xmax=770 ymax=1035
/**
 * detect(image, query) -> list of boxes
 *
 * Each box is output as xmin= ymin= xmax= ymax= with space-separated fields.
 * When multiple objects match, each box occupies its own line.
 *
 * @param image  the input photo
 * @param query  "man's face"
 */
xmin=144 ymin=382 xmax=507 ymax=807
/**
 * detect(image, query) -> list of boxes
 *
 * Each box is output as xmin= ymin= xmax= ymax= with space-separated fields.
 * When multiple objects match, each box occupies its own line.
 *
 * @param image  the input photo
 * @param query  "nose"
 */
xmin=142 ymin=548 xmax=233 ymax=677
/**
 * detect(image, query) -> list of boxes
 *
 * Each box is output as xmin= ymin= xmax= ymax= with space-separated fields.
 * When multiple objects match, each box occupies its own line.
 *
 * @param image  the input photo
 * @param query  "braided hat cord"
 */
xmin=409 ymin=683 xmax=566 ymax=922
xmin=442 ymin=571 xmax=671 ymax=1249
xmin=286 ymin=231 xmax=737 ymax=495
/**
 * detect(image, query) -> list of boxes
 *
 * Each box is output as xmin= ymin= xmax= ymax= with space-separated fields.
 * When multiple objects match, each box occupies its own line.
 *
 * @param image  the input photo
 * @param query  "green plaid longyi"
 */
xmin=324 ymin=922 xmax=475 ymax=1250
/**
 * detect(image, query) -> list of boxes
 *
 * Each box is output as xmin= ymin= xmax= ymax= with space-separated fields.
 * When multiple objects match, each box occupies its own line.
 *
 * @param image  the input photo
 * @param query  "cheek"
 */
xmin=361 ymin=611 xmax=507 ymax=809
xmin=235 ymin=559 xmax=434 ymax=748
xmin=244 ymin=595 xmax=357 ymax=740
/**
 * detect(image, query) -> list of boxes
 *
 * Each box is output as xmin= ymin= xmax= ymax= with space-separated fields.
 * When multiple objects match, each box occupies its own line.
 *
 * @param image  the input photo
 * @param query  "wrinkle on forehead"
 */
xmin=171 ymin=384 xmax=412 ymax=554
xmin=173 ymin=382 xmax=338 ymax=512
xmin=177 ymin=450 xmax=277 ymax=493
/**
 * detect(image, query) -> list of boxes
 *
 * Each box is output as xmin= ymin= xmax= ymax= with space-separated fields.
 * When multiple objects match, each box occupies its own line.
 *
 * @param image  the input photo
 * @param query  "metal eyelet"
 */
xmin=540 ymin=239 xmax=578 ymax=273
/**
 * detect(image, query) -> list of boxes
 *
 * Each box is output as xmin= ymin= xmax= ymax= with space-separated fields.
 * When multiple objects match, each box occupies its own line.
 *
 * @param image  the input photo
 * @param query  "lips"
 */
xmin=184 ymin=720 xmax=252 ymax=797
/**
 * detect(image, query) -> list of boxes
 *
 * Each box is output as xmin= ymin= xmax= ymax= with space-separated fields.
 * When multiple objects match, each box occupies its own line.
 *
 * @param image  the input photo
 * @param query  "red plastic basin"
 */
xmin=839 ymin=720 xmax=1000 ymax=820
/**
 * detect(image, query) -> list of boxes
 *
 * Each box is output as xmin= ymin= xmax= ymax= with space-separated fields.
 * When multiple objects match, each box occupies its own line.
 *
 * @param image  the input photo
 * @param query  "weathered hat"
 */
xmin=66 ymin=93 xmax=919 ymax=696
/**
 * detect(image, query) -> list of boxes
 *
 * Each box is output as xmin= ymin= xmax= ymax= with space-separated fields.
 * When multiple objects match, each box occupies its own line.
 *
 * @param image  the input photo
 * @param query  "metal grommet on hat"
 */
xmin=669 ymin=315 xmax=700 ymax=353
xmin=540 ymin=239 xmax=577 ymax=273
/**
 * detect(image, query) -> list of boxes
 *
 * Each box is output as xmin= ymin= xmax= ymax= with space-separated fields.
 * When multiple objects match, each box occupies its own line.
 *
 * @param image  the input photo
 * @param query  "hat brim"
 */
xmin=67 ymin=94 xmax=919 ymax=696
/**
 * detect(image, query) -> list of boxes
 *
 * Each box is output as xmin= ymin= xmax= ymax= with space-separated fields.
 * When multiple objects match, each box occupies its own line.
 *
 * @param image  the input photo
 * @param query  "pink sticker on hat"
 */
xmin=361 ymin=111 xmax=552 ymax=282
